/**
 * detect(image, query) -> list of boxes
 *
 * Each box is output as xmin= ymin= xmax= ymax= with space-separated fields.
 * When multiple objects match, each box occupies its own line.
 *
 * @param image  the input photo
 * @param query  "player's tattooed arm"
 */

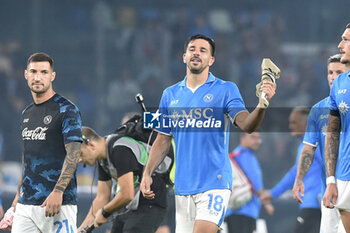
xmin=325 ymin=114 xmax=341 ymax=177
xmin=295 ymin=145 xmax=316 ymax=184
xmin=54 ymin=141 xmax=81 ymax=193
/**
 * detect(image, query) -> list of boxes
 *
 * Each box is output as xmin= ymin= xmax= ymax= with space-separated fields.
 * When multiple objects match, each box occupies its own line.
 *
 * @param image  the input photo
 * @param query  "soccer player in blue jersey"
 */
xmin=293 ymin=54 xmax=350 ymax=233
xmin=224 ymin=132 xmax=274 ymax=233
xmin=2 ymin=53 xmax=83 ymax=233
xmin=140 ymin=34 xmax=277 ymax=233
xmin=324 ymin=23 xmax=350 ymax=233
xmin=262 ymin=107 xmax=323 ymax=233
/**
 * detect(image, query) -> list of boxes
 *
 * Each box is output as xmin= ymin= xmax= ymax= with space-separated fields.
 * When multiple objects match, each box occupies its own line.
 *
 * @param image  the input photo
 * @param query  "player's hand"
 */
xmin=323 ymin=183 xmax=338 ymax=209
xmin=0 ymin=207 xmax=15 ymax=231
xmin=259 ymin=191 xmax=272 ymax=205
xmin=256 ymin=58 xmax=280 ymax=108
xmin=0 ymin=206 xmax=4 ymax=220
xmin=78 ymin=221 xmax=94 ymax=233
xmin=93 ymin=209 xmax=108 ymax=228
xmin=260 ymin=80 xmax=276 ymax=102
xmin=41 ymin=190 xmax=63 ymax=217
xmin=140 ymin=174 xmax=154 ymax=200
xmin=292 ymin=180 xmax=304 ymax=204
xmin=263 ymin=203 xmax=275 ymax=216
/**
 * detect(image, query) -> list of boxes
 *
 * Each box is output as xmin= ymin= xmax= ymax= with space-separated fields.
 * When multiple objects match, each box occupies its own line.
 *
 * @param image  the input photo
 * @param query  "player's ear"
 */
xmin=24 ymin=70 xmax=28 ymax=80
xmin=183 ymin=53 xmax=187 ymax=64
xmin=209 ymin=56 xmax=215 ymax=66
xmin=51 ymin=72 xmax=56 ymax=82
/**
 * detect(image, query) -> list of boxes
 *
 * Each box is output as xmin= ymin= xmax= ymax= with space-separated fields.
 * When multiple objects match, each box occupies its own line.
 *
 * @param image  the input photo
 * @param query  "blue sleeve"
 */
xmin=270 ymin=164 xmax=297 ymax=199
xmin=61 ymin=103 xmax=83 ymax=144
xmin=156 ymin=90 xmax=171 ymax=135
xmin=225 ymin=82 xmax=248 ymax=121
xmin=235 ymin=152 xmax=263 ymax=192
xmin=303 ymin=106 xmax=319 ymax=147
xmin=329 ymin=79 xmax=338 ymax=111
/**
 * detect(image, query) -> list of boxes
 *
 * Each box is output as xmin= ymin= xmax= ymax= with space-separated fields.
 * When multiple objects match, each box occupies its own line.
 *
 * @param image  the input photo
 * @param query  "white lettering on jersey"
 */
xmin=22 ymin=127 xmax=48 ymax=140
xmin=170 ymin=99 xmax=179 ymax=105
xmin=23 ymin=118 xmax=29 ymax=123
xmin=338 ymin=89 xmax=347 ymax=94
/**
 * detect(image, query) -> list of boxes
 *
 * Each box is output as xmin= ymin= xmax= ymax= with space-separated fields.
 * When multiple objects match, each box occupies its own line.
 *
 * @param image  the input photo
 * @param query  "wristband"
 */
xmin=101 ymin=207 xmax=112 ymax=218
xmin=326 ymin=176 xmax=336 ymax=185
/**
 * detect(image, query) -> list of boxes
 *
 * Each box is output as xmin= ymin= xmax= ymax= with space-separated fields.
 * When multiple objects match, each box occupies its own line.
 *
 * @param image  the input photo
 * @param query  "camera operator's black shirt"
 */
xmin=98 ymin=144 xmax=167 ymax=208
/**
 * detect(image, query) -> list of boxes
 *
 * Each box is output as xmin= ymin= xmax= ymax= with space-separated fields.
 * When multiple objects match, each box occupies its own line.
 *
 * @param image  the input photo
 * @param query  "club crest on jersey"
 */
xmin=339 ymin=100 xmax=349 ymax=115
xmin=203 ymin=94 xmax=213 ymax=102
xmin=43 ymin=115 xmax=52 ymax=125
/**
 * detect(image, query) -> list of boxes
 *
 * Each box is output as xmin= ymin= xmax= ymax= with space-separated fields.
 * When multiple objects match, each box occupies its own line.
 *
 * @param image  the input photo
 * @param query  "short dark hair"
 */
xmin=328 ymin=54 xmax=350 ymax=67
xmin=27 ymin=52 xmax=54 ymax=70
xmin=184 ymin=34 xmax=216 ymax=56
xmin=328 ymin=54 xmax=342 ymax=64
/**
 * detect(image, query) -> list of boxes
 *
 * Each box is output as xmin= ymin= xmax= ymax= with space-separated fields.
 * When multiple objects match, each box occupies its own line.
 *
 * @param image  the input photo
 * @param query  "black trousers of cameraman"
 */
xmin=111 ymin=205 xmax=166 ymax=233
xmin=293 ymin=208 xmax=321 ymax=233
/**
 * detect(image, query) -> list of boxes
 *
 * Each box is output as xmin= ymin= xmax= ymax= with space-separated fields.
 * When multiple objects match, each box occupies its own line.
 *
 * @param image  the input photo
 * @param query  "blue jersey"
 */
xmin=270 ymin=140 xmax=322 ymax=209
xmin=20 ymin=94 xmax=82 ymax=205
xmin=303 ymin=97 xmax=329 ymax=196
xmin=157 ymin=73 xmax=247 ymax=195
xmin=329 ymin=70 xmax=350 ymax=180
xmin=225 ymin=146 xmax=263 ymax=219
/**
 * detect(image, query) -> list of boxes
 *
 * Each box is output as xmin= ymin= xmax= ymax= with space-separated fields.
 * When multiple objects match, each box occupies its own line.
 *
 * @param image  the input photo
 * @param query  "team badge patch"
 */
xmin=43 ymin=115 xmax=52 ymax=125
xmin=203 ymin=94 xmax=214 ymax=102
xmin=339 ymin=100 xmax=349 ymax=115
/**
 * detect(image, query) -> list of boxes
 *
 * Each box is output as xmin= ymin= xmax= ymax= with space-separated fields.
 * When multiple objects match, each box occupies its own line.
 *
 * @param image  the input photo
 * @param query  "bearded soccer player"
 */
xmin=0 ymin=53 xmax=82 ymax=233
xmin=140 ymin=34 xmax=278 ymax=233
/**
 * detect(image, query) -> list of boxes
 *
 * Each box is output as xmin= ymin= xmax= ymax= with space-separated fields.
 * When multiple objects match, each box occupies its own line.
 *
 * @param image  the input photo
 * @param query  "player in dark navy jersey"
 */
xmin=2 ymin=53 xmax=83 ymax=233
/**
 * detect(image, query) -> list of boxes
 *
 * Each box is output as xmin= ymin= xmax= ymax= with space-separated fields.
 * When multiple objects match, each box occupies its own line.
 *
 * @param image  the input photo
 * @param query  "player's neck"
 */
xmin=100 ymin=138 xmax=107 ymax=160
xmin=186 ymin=71 xmax=209 ymax=89
xmin=32 ymin=89 xmax=56 ymax=104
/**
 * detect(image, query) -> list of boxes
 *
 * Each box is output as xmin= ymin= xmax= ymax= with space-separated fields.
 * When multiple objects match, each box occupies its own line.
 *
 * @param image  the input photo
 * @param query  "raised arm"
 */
xmin=323 ymin=114 xmax=341 ymax=208
xmin=235 ymin=80 xmax=275 ymax=133
xmin=41 ymin=141 xmax=81 ymax=217
xmin=141 ymin=133 xmax=172 ymax=199
xmin=292 ymin=144 xmax=316 ymax=203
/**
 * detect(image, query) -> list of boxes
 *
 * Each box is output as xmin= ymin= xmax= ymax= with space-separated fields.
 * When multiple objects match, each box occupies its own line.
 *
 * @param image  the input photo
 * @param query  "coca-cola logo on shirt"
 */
xmin=22 ymin=127 xmax=48 ymax=140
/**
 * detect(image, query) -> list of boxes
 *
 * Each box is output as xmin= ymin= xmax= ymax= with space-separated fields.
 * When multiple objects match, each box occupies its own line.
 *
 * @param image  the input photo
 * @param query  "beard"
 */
xmin=188 ymin=64 xmax=206 ymax=74
xmin=30 ymin=83 xmax=50 ymax=94
xmin=341 ymin=53 xmax=350 ymax=64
